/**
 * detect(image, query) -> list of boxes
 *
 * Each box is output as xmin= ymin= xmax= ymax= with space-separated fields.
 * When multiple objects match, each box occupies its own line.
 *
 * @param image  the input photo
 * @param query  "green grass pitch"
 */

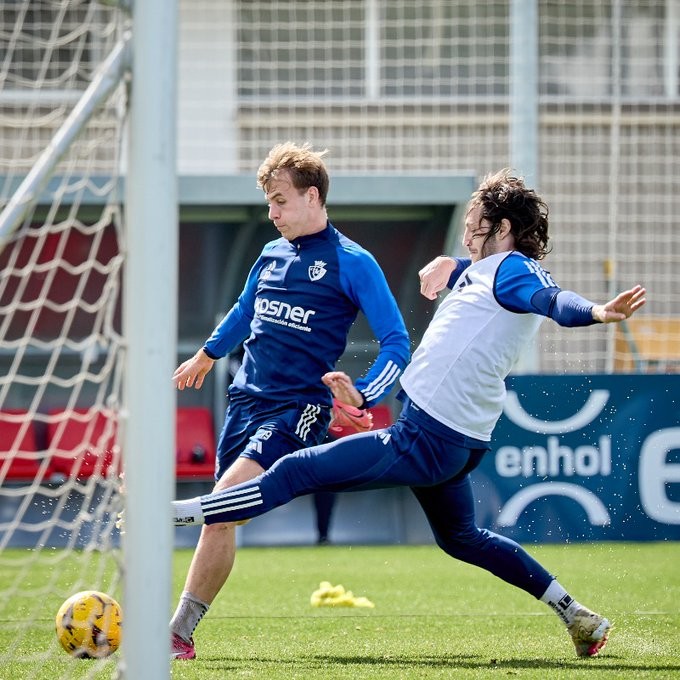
xmin=1 ymin=541 xmax=679 ymax=679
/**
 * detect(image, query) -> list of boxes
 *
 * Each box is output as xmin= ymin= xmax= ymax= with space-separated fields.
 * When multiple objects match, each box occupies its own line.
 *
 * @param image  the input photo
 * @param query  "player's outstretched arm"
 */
xmin=591 ymin=284 xmax=646 ymax=324
xmin=172 ymin=349 xmax=215 ymax=391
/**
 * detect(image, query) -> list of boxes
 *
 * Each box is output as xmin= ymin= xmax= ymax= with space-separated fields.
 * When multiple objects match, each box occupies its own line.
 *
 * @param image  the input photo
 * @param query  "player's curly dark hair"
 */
xmin=469 ymin=169 xmax=551 ymax=260
xmin=257 ymin=141 xmax=330 ymax=206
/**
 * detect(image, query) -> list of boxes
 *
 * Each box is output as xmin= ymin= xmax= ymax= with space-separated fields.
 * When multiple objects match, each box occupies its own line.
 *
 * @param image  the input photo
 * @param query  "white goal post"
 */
xmin=122 ymin=2 xmax=177 ymax=679
xmin=0 ymin=2 xmax=177 ymax=679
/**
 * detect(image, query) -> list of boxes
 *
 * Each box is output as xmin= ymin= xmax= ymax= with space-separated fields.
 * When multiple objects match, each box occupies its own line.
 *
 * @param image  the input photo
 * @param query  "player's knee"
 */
xmin=201 ymin=521 xmax=236 ymax=538
xmin=433 ymin=526 xmax=486 ymax=556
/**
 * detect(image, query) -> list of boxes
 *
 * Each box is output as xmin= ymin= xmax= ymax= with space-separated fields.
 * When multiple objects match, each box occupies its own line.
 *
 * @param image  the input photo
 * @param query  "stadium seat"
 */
xmin=328 ymin=404 xmax=393 ymax=440
xmin=0 ymin=410 xmax=42 ymax=482
xmin=368 ymin=405 xmax=394 ymax=430
xmin=175 ymin=407 xmax=216 ymax=480
xmin=46 ymin=408 xmax=119 ymax=482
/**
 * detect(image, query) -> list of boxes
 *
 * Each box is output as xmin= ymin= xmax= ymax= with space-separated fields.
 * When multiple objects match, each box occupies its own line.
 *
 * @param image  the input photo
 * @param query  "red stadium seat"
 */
xmin=175 ymin=407 xmax=216 ymax=480
xmin=46 ymin=408 xmax=119 ymax=481
xmin=0 ymin=410 xmax=42 ymax=482
xmin=368 ymin=405 xmax=394 ymax=430
xmin=328 ymin=404 xmax=393 ymax=440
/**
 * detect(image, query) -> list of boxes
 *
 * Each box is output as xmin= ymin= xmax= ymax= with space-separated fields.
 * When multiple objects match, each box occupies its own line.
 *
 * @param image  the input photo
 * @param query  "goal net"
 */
xmin=0 ymin=2 xmax=128 ymax=676
xmin=2 ymin=0 xmax=679 ymax=676
xmin=180 ymin=0 xmax=679 ymax=374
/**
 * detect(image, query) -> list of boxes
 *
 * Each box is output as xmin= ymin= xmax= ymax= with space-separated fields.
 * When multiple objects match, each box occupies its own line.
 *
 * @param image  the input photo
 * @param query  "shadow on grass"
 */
xmin=197 ymin=651 xmax=680 ymax=674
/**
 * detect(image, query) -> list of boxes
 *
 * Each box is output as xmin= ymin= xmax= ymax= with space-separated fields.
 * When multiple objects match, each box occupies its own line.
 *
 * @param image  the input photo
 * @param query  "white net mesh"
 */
xmin=3 ymin=0 xmax=680 ymax=675
xmin=537 ymin=0 xmax=680 ymax=373
xmin=0 ymin=1 xmax=126 ymax=675
xmin=178 ymin=0 xmax=680 ymax=374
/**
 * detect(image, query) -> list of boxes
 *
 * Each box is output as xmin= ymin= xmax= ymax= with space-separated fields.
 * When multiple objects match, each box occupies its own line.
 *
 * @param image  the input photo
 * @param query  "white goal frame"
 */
xmin=0 ymin=2 xmax=178 ymax=678
xmin=122 ymin=2 xmax=177 ymax=679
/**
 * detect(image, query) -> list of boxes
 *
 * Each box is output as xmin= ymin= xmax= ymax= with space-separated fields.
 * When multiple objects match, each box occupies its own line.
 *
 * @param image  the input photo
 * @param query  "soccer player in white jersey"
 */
xmin=172 ymin=169 xmax=646 ymax=658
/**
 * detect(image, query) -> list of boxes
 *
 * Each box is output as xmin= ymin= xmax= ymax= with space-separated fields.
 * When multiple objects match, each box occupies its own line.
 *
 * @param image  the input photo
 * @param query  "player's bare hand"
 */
xmin=322 ymin=371 xmax=364 ymax=407
xmin=592 ymin=284 xmax=646 ymax=323
xmin=172 ymin=349 xmax=215 ymax=390
xmin=418 ymin=256 xmax=457 ymax=300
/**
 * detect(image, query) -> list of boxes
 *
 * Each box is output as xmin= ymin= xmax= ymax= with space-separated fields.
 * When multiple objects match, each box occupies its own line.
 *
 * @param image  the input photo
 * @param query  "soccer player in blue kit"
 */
xmin=169 ymin=142 xmax=410 ymax=659
xmin=173 ymin=168 xmax=647 ymax=658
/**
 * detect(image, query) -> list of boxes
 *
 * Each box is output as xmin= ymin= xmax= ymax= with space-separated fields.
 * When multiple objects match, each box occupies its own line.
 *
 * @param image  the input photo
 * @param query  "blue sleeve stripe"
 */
xmin=524 ymin=259 xmax=557 ymax=288
xmin=361 ymin=360 xmax=402 ymax=401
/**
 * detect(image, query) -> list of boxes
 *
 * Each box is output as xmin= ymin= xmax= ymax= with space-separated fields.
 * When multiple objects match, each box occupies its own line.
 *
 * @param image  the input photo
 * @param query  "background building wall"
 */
xmin=174 ymin=0 xmax=680 ymax=375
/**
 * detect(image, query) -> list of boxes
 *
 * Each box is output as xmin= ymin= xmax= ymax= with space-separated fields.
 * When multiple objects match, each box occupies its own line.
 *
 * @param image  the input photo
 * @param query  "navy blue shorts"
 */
xmin=203 ymin=395 xmax=555 ymax=598
xmin=215 ymin=388 xmax=331 ymax=479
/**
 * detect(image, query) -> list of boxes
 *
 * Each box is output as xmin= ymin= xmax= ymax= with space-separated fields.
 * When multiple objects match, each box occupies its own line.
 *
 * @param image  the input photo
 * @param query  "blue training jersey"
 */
xmin=203 ymin=223 xmax=410 ymax=407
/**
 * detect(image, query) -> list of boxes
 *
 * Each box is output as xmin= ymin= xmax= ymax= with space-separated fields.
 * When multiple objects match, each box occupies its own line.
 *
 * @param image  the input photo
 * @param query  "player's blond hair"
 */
xmin=257 ymin=142 xmax=330 ymax=206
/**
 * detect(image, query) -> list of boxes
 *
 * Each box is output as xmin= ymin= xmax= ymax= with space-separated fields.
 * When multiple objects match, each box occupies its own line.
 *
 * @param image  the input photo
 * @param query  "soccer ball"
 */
xmin=55 ymin=590 xmax=122 ymax=658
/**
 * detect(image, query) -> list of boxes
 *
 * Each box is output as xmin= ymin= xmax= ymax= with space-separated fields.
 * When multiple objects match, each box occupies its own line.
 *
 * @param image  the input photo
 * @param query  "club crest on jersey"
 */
xmin=260 ymin=261 xmax=276 ymax=281
xmin=308 ymin=260 xmax=327 ymax=281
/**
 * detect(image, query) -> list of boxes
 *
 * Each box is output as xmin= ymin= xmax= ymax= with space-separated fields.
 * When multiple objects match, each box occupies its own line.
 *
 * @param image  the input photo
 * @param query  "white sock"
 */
xmin=539 ymin=579 xmax=583 ymax=626
xmin=170 ymin=591 xmax=210 ymax=642
xmin=173 ymin=497 xmax=204 ymax=525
